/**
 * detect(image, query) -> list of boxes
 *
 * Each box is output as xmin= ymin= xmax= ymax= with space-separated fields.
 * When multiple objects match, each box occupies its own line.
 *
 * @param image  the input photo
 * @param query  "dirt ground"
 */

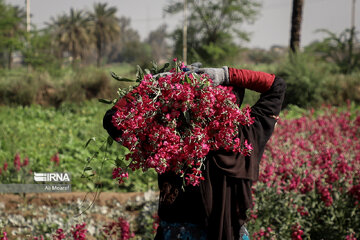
xmin=0 ymin=191 xmax=144 ymax=210
xmin=0 ymin=191 xmax=156 ymax=239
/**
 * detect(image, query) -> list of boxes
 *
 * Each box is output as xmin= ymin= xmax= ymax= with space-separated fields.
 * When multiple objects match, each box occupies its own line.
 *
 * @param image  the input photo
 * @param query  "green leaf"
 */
xmin=117 ymin=144 xmax=130 ymax=155
xmin=136 ymin=65 xmax=144 ymax=82
xmin=98 ymin=98 xmax=113 ymax=104
xmin=151 ymin=61 xmax=158 ymax=74
xmin=115 ymin=156 xmax=122 ymax=167
xmin=144 ymin=68 xmax=151 ymax=75
xmin=86 ymin=182 xmax=94 ymax=190
xmin=107 ymin=136 xmax=114 ymax=147
xmin=84 ymin=137 xmax=96 ymax=148
xmin=84 ymin=166 xmax=92 ymax=171
xmin=159 ymin=62 xmax=170 ymax=73
xmin=111 ymin=72 xmax=135 ymax=82
xmin=185 ymin=75 xmax=192 ymax=84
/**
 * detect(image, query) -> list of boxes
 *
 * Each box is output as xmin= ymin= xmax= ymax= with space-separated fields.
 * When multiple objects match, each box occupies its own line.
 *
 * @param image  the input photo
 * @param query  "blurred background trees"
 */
xmin=88 ymin=2 xmax=120 ymax=67
xmin=47 ymin=9 xmax=92 ymax=67
xmin=166 ymin=0 xmax=261 ymax=65
xmin=0 ymin=0 xmax=26 ymax=69
xmin=0 ymin=0 xmax=359 ymax=108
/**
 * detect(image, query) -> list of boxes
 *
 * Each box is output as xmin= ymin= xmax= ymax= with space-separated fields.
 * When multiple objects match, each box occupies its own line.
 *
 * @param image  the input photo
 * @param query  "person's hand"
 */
xmin=184 ymin=62 xmax=202 ymax=72
xmin=194 ymin=66 xmax=229 ymax=86
xmin=153 ymin=62 xmax=203 ymax=79
xmin=153 ymin=72 xmax=171 ymax=79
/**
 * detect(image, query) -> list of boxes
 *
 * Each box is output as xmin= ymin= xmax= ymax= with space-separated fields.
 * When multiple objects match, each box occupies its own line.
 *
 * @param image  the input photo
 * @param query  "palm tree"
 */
xmin=3 ymin=5 xmax=26 ymax=69
xmin=290 ymin=0 xmax=304 ymax=52
xmin=47 ymin=8 xmax=92 ymax=66
xmin=88 ymin=3 xmax=120 ymax=67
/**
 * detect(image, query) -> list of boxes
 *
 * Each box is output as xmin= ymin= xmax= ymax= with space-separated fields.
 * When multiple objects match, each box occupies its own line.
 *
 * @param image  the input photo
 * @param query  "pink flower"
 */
xmin=143 ymin=74 xmax=153 ymax=80
xmin=3 ymin=162 xmax=8 ymax=171
xmin=102 ymin=217 xmax=134 ymax=240
xmin=291 ymin=224 xmax=304 ymax=240
xmin=33 ymin=236 xmax=44 ymax=240
xmin=1 ymin=232 xmax=8 ymax=240
xmin=51 ymin=153 xmax=60 ymax=166
xmin=53 ymin=229 xmax=66 ymax=240
xmin=14 ymin=153 xmax=21 ymax=171
xmin=152 ymin=214 xmax=160 ymax=233
xmin=345 ymin=233 xmax=357 ymax=240
xmin=71 ymin=223 xmax=87 ymax=240
xmin=297 ymin=206 xmax=309 ymax=216
xmin=112 ymin=167 xmax=129 ymax=184
xmin=22 ymin=157 xmax=29 ymax=167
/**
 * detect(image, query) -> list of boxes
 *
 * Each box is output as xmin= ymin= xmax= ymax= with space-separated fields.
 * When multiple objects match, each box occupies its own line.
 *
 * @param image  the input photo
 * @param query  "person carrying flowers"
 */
xmin=103 ymin=63 xmax=286 ymax=240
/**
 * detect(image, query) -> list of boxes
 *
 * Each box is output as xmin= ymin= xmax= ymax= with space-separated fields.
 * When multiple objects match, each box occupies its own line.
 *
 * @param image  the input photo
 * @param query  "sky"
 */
xmin=6 ymin=0 xmax=360 ymax=49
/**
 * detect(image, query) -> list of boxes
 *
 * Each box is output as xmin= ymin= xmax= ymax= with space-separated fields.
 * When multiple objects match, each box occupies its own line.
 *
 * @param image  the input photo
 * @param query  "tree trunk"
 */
xmin=290 ymin=0 xmax=304 ymax=52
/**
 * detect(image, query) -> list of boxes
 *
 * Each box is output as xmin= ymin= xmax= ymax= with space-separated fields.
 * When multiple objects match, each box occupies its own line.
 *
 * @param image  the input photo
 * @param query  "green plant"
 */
xmin=167 ymin=0 xmax=261 ymax=65
xmin=318 ymin=72 xmax=360 ymax=106
xmin=0 ymin=100 xmax=158 ymax=192
xmin=305 ymin=28 xmax=360 ymax=74
xmin=248 ymin=106 xmax=360 ymax=239
xmin=276 ymin=52 xmax=330 ymax=108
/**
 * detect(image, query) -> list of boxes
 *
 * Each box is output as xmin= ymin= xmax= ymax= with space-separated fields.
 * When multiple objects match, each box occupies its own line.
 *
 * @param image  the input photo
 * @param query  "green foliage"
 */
xmin=0 ymin=64 xmax=134 ymax=106
xmin=146 ymin=24 xmax=171 ymax=63
xmin=47 ymin=8 xmax=92 ymax=66
xmin=166 ymin=0 xmax=260 ymax=65
xmin=135 ymin=199 xmax=158 ymax=239
xmin=248 ymin=186 xmax=360 ymax=239
xmin=276 ymin=52 xmax=331 ymax=108
xmin=305 ymin=28 xmax=360 ymax=74
xmin=88 ymin=2 xmax=120 ymax=67
xmin=22 ymin=29 xmax=57 ymax=69
xmin=0 ymin=0 xmax=25 ymax=69
xmin=0 ymin=101 xmax=158 ymax=192
xmin=246 ymin=48 xmax=283 ymax=65
xmin=0 ymin=70 xmax=52 ymax=106
xmin=318 ymin=72 xmax=360 ymax=106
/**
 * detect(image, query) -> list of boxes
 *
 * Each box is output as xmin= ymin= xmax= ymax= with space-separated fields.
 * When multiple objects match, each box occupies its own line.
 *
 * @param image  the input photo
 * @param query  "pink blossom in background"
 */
xmin=3 ymin=162 xmax=8 ymax=171
xmin=51 ymin=153 xmax=60 ymax=166
xmin=22 ymin=156 xmax=29 ymax=167
xmin=103 ymin=217 xmax=134 ymax=240
xmin=53 ymin=228 xmax=66 ymax=240
xmin=291 ymin=224 xmax=304 ymax=240
xmin=1 ymin=232 xmax=8 ymax=240
xmin=13 ymin=153 xmax=21 ymax=171
xmin=71 ymin=223 xmax=87 ymax=240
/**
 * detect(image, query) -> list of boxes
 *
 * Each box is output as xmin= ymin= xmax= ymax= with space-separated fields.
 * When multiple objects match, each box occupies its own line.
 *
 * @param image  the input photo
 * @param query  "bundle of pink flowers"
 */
xmin=111 ymin=66 xmax=254 ymax=186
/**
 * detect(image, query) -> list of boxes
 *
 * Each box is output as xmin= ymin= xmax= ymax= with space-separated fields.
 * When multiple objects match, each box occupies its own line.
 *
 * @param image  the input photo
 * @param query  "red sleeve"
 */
xmin=228 ymin=68 xmax=275 ymax=93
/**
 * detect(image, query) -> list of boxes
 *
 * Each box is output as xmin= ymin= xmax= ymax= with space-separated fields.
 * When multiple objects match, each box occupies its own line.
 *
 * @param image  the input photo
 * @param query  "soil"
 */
xmin=0 ymin=192 xmax=144 ymax=210
xmin=0 ymin=192 xmax=154 ymax=239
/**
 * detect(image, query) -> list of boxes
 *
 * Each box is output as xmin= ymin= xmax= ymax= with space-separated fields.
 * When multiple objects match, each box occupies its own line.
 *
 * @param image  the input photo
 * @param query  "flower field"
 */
xmin=1 ymin=103 xmax=359 ymax=239
xmin=249 ymin=104 xmax=360 ymax=239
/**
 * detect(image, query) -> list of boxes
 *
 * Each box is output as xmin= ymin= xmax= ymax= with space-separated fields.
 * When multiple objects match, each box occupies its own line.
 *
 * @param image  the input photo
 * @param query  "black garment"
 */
xmin=201 ymin=76 xmax=286 ymax=240
xmin=103 ymin=77 xmax=286 ymax=240
xmin=155 ymin=77 xmax=286 ymax=240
